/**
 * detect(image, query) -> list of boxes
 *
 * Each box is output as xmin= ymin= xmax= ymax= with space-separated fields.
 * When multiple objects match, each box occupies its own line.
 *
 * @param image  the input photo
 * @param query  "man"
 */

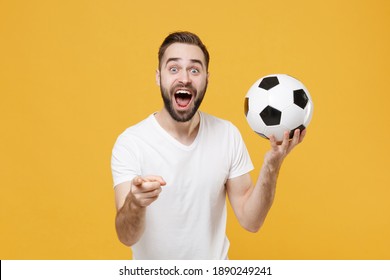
xmin=111 ymin=31 xmax=305 ymax=259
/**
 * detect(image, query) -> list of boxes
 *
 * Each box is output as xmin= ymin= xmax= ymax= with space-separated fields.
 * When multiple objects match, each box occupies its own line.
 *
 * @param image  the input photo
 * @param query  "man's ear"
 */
xmin=156 ymin=69 xmax=161 ymax=86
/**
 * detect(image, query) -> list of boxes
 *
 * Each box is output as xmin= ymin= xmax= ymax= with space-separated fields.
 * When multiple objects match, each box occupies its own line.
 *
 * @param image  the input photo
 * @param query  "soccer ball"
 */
xmin=244 ymin=74 xmax=313 ymax=142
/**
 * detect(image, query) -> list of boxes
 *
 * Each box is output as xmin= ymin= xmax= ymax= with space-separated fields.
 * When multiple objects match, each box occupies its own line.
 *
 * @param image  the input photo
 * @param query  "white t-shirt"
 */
xmin=111 ymin=112 xmax=254 ymax=259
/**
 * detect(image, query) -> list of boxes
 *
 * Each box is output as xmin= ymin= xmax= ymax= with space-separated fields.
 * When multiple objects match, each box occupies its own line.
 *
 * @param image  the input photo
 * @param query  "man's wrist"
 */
xmin=126 ymin=192 xmax=146 ymax=211
xmin=263 ymin=157 xmax=282 ymax=174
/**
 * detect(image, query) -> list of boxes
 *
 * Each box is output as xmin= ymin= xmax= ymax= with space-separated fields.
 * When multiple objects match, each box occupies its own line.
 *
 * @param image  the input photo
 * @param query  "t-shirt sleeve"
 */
xmin=228 ymin=123 xmax=254 ymax=179
xmin=111 ymin=134 xmax=140 ymax=188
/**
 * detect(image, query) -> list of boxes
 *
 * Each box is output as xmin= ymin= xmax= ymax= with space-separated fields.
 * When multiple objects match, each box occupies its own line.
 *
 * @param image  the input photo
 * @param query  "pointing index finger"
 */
xmin=143 ymin=175 xmax=167 ymax=186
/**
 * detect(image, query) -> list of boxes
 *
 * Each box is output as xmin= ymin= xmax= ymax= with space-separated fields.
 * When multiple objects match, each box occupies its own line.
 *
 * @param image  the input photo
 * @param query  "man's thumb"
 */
xmin=132 ymin=176 xmax=144 ymax=186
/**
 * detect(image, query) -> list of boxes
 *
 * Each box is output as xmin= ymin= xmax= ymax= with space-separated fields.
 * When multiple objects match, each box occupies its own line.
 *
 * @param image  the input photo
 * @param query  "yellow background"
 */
xmin=1 ymin=0 xmax=389 ymax=259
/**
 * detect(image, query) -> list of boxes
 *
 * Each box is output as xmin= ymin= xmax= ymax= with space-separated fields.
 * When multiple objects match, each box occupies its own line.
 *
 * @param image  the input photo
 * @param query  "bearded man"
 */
xmin=111 ymin=31 xmax=305 ymax=259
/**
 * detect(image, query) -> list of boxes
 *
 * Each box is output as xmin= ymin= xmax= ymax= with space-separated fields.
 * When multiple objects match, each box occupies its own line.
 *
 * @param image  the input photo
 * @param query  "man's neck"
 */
xmin=154 ymin=109 xmax=200 ymax=146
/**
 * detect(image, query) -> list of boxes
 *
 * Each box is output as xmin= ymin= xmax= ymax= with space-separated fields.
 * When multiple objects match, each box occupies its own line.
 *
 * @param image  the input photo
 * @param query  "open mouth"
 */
xmin=174 ymin=90 xmax=193 ymax=108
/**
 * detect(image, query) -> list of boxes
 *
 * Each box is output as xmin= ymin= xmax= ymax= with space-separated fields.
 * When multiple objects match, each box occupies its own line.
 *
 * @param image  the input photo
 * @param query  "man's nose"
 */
xmin=178 ymin=70 xmax=191 ymax=85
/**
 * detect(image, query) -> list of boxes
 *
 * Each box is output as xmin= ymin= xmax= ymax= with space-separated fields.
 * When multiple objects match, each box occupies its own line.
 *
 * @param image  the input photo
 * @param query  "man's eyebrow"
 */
xmin=165 ymin=57 xmax=180 ymax=66
xmin=190 ymin=59 xmax=204 ymax=67
xmin=165 ymin=57 xmax=204 ymax=68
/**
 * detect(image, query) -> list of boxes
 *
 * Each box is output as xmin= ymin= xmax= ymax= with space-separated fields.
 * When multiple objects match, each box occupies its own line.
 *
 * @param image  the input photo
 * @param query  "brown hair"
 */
xmin=158 ymin=31 xmax=210 ymax=70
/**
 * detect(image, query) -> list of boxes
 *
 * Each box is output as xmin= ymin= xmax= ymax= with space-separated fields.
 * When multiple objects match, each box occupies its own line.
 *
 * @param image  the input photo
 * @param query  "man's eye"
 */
xmin=169 ymin=67 xmax=178 ymax=73
xmin=190 ymin=68 xmax=200 ymax=74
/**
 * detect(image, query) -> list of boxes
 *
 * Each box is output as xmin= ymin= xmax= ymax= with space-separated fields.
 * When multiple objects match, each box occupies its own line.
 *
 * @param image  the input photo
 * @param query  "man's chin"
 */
xmin=169 ymin=109 xmax=197 ymax=122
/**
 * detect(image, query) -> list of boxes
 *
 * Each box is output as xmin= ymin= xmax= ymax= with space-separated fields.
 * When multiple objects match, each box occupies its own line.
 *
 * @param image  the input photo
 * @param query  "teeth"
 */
xmin=176 ymin=90 xmax=191 ymax=95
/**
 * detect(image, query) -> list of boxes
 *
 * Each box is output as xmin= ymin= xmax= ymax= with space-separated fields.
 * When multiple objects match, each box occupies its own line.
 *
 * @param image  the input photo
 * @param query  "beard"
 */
xmin=160 ymin=80 xmax=208 ymax=122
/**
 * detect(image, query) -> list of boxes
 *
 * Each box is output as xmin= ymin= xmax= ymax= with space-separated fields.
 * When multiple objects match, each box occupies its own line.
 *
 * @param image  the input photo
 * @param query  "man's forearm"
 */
xmin=243 ymin=161 xmax=280 ymax=232
xmin=115 ymin=193 xmax=146 ymax=247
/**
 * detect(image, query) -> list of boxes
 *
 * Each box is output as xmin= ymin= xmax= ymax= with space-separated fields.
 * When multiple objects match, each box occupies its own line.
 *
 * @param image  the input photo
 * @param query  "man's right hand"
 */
xmin=130 ymin=176 xmax=166 ymax=208
xmin=114 ymin=175 xmax=166 ymax=246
